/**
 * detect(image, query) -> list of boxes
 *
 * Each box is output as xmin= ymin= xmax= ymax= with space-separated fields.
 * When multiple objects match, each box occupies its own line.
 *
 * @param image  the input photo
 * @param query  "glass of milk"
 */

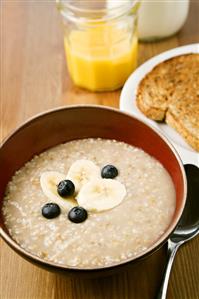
xmin=138 ymin=0 xmax=190 ymax=41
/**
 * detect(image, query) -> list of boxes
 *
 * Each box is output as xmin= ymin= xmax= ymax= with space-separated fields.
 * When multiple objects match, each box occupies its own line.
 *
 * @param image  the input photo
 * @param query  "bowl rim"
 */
xmin=0 ymin=104 xmax=187 ymax=272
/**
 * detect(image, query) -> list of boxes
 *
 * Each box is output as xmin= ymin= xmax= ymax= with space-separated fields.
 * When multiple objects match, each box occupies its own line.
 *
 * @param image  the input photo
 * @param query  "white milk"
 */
xmin=138 ymin=0 xmax=190 ymax=41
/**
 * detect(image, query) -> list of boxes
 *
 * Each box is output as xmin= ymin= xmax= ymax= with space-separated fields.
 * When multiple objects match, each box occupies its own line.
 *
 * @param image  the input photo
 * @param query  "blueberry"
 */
xmin=57 ymin=180 xmax=75 ymax=197
xmin=101 ymin=165 xmax=118 ymax=179
xmin=42 ymin=203 xmax=60 ymax=219
xmin=68 ymin=206 xmax=88 ymax=223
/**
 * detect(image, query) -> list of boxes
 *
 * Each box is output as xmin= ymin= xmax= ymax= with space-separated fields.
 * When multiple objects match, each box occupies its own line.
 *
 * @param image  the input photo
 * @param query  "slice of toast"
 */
xmin=136 ymin=53 xmax=199 ymax=151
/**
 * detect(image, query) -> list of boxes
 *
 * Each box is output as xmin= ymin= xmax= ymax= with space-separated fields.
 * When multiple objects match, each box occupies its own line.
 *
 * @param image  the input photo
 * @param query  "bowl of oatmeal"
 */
xmin=0 ymin=105 xmax=186 ymax=276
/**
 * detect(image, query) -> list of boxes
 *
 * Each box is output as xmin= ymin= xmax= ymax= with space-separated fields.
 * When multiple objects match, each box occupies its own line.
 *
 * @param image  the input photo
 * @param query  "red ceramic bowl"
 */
xmin=0 ymin=105 xmax=186 ymax=276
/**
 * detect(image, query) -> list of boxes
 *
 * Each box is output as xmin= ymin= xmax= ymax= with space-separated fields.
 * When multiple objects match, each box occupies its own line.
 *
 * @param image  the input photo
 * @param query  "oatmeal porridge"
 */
xmin=3 ymin=138 xmax=175 ymax=268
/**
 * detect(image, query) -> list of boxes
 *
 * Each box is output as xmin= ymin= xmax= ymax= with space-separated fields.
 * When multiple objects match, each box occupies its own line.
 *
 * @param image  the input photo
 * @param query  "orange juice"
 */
xmin=64 ymin=25 xmax=138 ymax=91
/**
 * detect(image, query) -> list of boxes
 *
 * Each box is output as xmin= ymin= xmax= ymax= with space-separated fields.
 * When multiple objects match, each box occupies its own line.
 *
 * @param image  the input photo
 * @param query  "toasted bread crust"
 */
xmin=166 ymin=110 xmax=199 ymax=151
xmin=136 ymin=53 xmax=199 ymax=151
xmin=136 ymin=91 xmax=165 ymax=120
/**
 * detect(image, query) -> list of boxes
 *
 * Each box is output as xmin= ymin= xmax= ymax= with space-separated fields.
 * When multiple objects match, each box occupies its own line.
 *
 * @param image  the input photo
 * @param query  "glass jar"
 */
xmin=138 ymin=0 xmax=190 ymax=41
xmin=57 ymin=0 xmax=140 ymax=91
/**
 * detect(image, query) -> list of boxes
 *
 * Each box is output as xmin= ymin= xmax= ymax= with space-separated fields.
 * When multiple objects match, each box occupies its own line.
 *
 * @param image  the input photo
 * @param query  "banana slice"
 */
xmin=67 ymin=159 xmax=100 ymax=192
xmin=40 ymin=171 xmax=76 ymax=209
xmin=77 ymin=178 xmax=126 ymax=212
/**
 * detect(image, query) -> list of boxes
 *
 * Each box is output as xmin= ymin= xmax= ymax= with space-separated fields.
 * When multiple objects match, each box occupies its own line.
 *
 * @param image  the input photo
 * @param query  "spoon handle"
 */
xmin=156 ymin=239 xmax=180 ymax=299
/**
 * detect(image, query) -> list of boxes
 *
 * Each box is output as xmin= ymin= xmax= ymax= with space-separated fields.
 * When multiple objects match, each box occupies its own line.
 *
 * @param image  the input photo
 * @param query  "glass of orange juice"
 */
xmin=57 ymin=0 xmax=140 ymax=92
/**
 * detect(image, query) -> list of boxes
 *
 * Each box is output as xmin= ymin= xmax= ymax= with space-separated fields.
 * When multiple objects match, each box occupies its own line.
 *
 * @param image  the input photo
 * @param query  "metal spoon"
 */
xmin=156 ymin=164 xmax=199 ymax=299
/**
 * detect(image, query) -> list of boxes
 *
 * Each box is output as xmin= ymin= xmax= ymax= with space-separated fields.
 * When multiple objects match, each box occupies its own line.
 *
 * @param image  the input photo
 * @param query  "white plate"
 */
xmin=120 ymin=43 xmax=199 ymax=166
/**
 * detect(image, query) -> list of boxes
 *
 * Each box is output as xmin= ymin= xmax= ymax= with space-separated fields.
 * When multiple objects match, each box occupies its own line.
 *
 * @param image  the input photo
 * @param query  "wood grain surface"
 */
xmin=1 ymin=1 xmax=199 ymax=299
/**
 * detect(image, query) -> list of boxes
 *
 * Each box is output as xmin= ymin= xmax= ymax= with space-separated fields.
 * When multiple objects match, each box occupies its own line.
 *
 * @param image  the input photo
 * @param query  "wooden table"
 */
xmin=1 ymin=1 xmax=199 ymax=298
